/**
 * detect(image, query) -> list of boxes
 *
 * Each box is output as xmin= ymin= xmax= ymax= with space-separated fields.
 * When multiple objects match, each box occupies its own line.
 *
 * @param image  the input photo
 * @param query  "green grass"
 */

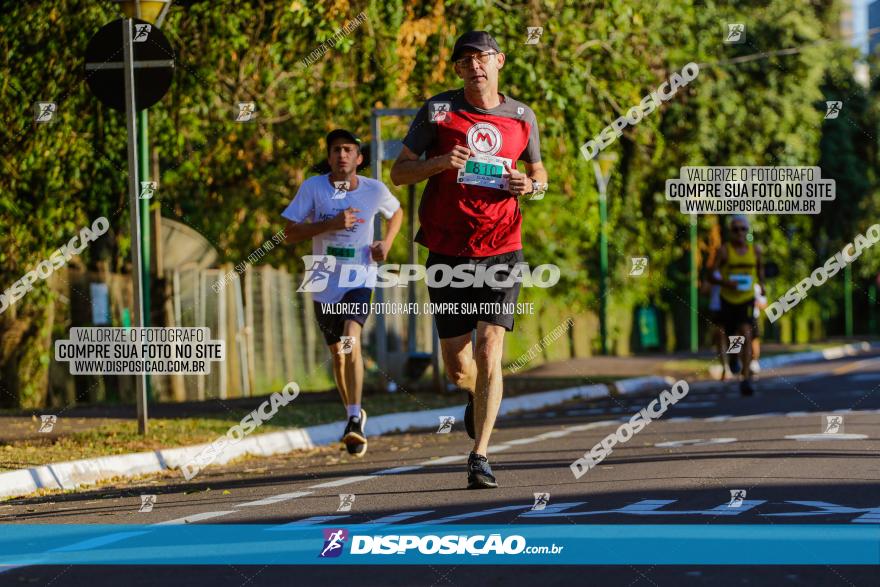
xmin=0 ymin=391 xmax=466 ymax=472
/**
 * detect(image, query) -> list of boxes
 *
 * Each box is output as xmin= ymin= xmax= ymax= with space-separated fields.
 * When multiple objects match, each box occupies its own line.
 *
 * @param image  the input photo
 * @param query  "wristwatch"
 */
xmin=530 ymin=179 xmax=547 ymax=198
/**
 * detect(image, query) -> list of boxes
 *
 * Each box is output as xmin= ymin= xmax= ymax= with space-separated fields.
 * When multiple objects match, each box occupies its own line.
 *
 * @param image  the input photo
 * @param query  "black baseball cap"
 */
xmin=325 ymin=129 xmax=362 ymax=152
xmin=451 ymin=30 xmax=502 ymax=62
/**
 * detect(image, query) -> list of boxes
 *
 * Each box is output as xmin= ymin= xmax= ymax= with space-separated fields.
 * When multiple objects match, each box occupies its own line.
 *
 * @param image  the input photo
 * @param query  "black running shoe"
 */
xmin=729 ymin=355 xmax=742 ymax=375
xmin=343 ymin=409 xmax=367 ymax=457
xmin=467 ymin=452 xmax=498 ymax=489
xmin=464 ymin=395 xmax=475 ymax=439
xmin=739 ymin=379 xmax=754 ymax=396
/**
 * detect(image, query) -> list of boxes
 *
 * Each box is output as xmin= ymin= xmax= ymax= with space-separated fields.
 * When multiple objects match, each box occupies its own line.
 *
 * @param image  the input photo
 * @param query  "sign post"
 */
xmin=84 ymin=17 xmax=174 ymax=434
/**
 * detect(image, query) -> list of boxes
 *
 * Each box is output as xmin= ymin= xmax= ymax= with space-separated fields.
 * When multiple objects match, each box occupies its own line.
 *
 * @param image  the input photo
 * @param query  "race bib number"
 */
xmin=326 ymin=243 xmax=356 ymax=261
xmin=457 ymin=154 xmax=512 ymax=190
xmin=729 ymin=273 xmax=753 ymax=292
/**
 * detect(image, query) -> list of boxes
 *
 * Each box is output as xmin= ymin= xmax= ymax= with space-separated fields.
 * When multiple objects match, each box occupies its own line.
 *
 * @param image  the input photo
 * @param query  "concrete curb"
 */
xmin=611 ymin=376 xmax=677 ymax=397
xmin=0 ymin=383 xmax=610 ymax=500
xmin=0 ymin=341 xmax=872 ymax=500
xmin=757 ymin=341 xmax=873 ymax=371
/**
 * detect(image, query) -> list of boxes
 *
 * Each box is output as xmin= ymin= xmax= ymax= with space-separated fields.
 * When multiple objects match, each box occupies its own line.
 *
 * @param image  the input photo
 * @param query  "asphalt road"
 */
xmin=1 ymin=352 xmax=879 ymax=586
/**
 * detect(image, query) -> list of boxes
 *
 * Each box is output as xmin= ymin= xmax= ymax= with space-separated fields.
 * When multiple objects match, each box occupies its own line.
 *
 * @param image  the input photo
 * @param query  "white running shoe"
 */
xmin=750 ymin=360 xmax=761 ymax=374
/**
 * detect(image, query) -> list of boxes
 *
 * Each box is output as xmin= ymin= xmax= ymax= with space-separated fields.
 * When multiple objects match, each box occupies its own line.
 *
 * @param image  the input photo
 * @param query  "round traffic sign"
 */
xmin=84 ymin=18 xmax=174 ymax=111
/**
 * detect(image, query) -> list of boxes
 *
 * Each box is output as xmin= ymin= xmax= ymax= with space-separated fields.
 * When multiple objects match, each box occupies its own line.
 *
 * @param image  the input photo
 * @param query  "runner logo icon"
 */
xmin=337 ymin=494 xmax=356 ymax=512
xmin=726 ymin=336 xmax=745 ymax=354
xmin=823 ymin=415 xmax=843 ymax=434
xmin=430 ymin=102 xmax=451 ymax=123
xmin=824 ymin=101 xmax=842 ymax=120
xmin=532 ymin=493 xmax=550 ymax=511
xmin=139 ymin=494 xmax=157 ymax=512
xmin=630 ymin=257 xmax=648 ymax=276
xmin=467 ymin=122 xmax=502 ymax=155
xmin=297 ymin=255 xmax=336 ymax=293
xmin=728 ymin=489 xmax=746 ymax=508
xmin=320 ymin=528 xmax=348 ymax=558
xmin=437 ymin=416 xmax=455 ymax=433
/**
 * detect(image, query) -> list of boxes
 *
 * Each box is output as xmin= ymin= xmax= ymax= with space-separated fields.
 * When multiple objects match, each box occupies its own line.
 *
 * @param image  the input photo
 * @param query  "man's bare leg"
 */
xmin=715 ymin=326 xmax=727 ymax=380
xmin=439 ymin=332 xmax=477 ymax=394
xmin=329 ymin=343 xmax=349 ymax=408
xmin=342 ymin=320 xmax=364 ymax=408
xmin=472 ymin=322 xmax=506 ymax=457
xmin=739 ymin=323 xmax=753 ymax=381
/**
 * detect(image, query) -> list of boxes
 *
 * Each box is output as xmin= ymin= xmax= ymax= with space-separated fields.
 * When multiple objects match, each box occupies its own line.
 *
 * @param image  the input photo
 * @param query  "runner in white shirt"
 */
xmin=283 ymin=129 xmax=403 ymax=457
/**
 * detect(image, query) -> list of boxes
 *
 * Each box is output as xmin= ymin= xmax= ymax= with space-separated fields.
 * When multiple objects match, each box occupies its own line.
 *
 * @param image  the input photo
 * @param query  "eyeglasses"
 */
xmin=453 ymin=51 xmax=498 ymax=67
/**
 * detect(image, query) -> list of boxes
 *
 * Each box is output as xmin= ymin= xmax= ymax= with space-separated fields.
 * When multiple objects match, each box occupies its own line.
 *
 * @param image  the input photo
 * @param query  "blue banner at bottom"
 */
xmin=0 ymin=525 xmax=877 ymax=565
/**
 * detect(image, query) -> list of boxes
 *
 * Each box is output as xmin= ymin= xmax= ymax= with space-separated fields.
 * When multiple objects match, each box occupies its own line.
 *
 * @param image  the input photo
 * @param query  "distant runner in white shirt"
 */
xmin=283 ymin=129 xmax=403 ymax=457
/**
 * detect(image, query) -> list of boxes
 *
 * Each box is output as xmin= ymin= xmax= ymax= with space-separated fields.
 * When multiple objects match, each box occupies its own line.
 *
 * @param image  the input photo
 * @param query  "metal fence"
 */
xmin=154 ymin=263 xmax=436 ymax=401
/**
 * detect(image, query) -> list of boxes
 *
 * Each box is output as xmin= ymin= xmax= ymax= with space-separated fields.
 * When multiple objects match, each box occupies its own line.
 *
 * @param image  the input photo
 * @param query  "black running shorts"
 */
xmin=313 ymin=288 xmax=373 ymax=346
xmin=426 ymin=250 xmax=525 ymax=339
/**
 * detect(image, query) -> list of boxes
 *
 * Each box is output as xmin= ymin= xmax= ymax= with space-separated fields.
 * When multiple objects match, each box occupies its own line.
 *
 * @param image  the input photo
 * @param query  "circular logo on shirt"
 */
xmin=466 ymin=122 xmax=502 ymax=155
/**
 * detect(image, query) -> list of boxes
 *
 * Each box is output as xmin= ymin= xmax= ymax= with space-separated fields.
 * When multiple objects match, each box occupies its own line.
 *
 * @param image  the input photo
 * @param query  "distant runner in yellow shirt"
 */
xmin=710 ymin=215 xmax=765 ymax=396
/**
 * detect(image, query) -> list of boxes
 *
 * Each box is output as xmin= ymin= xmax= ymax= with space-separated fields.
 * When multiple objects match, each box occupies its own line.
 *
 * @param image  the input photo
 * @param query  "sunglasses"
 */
xmin=453 ymin=51 xmax=498 ymax=67
xmin=731 ymin=226 xmax=748 ymax=233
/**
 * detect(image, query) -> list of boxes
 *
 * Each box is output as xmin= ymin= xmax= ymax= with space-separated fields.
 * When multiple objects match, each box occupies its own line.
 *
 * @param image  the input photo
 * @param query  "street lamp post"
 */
xmin=689 ymin=213 xmax=698 ymax=353
xmin=592 ymin=153 xmax=616 ymax=355
xmin=110 ymin=0 xmax=174 ymax=431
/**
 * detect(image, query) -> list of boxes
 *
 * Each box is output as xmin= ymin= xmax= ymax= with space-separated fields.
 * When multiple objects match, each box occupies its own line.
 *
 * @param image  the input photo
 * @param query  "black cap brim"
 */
xmin=325 ymin=129 xmax=362 ymax=150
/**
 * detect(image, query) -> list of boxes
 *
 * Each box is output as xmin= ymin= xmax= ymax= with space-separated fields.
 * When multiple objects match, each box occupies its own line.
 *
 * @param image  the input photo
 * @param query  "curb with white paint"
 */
xmin=0 ymin=383 xmax=608 ymax=500
xmin=0 ymin=341 xmax=873 ymax=500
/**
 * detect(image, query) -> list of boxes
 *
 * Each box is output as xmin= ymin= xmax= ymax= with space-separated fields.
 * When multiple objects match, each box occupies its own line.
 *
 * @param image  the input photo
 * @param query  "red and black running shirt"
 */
xmin=402 ymin=89 xmax=542 ymax=258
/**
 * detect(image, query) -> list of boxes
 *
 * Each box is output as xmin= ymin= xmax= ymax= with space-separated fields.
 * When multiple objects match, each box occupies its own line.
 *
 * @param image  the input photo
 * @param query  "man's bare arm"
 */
xmin=390 ymin=145 xmax=469 ymax=186
xmin=284 ymin=208 xmax=361 ymax=245
xmin=755 ymin=244 xmax=766 ymax=292
xmin=709 ymin=246 xmax=727 ymax=284
xmin=523 ymin=160 xmax=548 ymax=184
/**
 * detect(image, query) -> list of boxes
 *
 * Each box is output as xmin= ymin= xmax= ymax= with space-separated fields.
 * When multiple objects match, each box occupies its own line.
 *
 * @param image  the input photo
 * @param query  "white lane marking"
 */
xmin=667 ymin=417 xmax=694 ymax=422
xmin=534 ymin=430 xmax=572 ymax=439
xmin=269 ymin=515 xmax=350 ymax=529
xmin=567 ymin=420 xmax=619 ymax=431
xmin=706 ymin=415 xmax=733 ymax=422
xmin=420 ymin=455 xmax=466 ymax=466
xmin=374 ymin=465 xmax=423 ymax=475
xmin=309 ymin=475 xmax=375 ymax=488
xmin=727 ymin=413 xmax=783 ymax=421
xmin=488 ymin=444 xmax=513 ymax=452
xmin=419 ymin=504 xmax=529 ymax=526
xmin=235 ymin=491 xmax=313 ymax=508
xmin=504 ymin=437 xmax=543 ymax=446
xmin=153 ymin=511 xmax=235 ymax=525
xmin=369 ymin=510 xmax=435 ymax=524
xmin=655 ymin=438 xmax=738 ymax=448
xmin=785 ymin=411 xmax=810 ymax=417
xmin=785 ymin=433 xmax=869 ymax=441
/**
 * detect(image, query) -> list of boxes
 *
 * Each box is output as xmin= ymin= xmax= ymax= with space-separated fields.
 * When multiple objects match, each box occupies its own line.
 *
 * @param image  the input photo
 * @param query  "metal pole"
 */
xmin=407 ymin=184 xmax=417 ymax=355
xmin=370 ymin=111 xmax=388 ymax=378
xmin=869 ymin=283 xmax=877 ymax=336
xmin=123 ymin=18 xmax=148 ymax=434
xmin=690 ymin=214 xmax=698 ymax=353
xmin=598 ymin=186 xmax=608 ymax=355
xmin=138 ymin=108 xmax=152 ymax=403
xmin=844 ymin=263 xmax=853 ymax=337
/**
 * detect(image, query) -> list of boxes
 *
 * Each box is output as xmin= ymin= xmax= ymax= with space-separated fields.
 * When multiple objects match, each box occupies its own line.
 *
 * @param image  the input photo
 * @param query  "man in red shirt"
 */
xmin=391 ymin=31 xmax=548 ymax=489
